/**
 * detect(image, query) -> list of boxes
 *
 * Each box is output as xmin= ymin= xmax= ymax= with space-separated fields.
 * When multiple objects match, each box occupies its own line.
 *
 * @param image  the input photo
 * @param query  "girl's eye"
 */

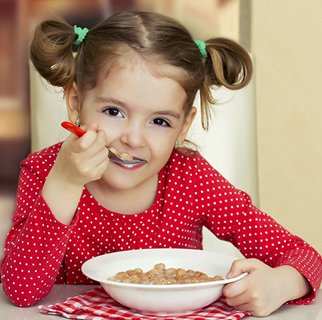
xmin=151 ymin=118 xmax=170 ymax=127
xmin=104 ymin=107 xmax=122 ymax=117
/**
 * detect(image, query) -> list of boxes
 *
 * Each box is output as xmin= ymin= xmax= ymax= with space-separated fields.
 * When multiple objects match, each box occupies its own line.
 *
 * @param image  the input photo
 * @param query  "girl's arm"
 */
xmin=42 ymin=124 xmax=109 ymax=225
xmin=201 ymin=164 xmax=322 ymax=316
xmin=1 ymin=146 xmax=76 ymax=306
xmin=223 ymin=259 xmax=312 ymax=317
xmin=1 ymin=126 xmax=109 ymax=306
xmin=210 ymin=193 xmax=322 ymax=316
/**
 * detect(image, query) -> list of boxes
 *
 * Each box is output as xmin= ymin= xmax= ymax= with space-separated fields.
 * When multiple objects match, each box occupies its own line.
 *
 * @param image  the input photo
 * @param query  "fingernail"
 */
xmin=226 ymin=271 xmax=232 ymax=278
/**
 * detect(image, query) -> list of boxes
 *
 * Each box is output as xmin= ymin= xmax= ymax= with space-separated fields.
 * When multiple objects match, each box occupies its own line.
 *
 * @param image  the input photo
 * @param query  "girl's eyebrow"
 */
xmin=96 ymin=96 xmax=181 ymax=119
xmin=154 ymin=110 xmax=181 ymax=119
xmin=95 ymin=96 xmax=127 ymax=107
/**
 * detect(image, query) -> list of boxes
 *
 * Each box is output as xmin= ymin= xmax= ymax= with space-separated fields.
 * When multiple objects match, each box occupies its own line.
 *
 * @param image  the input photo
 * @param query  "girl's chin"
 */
xmin=99 ymin=164 xmax=159 ymax=192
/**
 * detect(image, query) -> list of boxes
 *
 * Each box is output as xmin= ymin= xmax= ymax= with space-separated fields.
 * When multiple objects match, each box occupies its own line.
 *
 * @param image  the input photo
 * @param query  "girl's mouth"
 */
xmin=111 ymin=159 xmax=146 ymax=169
xmin=108 ymin=148 xmax=145 ymax=165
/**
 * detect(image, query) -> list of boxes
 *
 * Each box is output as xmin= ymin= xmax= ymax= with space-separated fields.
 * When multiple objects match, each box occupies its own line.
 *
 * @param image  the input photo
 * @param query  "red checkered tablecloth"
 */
xmin=39 ymin=286 xmax=250 ymax=320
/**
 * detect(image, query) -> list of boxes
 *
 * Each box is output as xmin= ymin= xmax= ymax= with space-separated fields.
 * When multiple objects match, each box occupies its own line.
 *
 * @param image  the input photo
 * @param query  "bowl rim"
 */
xmin=81 ymin=248 xmax=247 ymax=289
xmin=98 ymin=272 xmax=247 ymax=289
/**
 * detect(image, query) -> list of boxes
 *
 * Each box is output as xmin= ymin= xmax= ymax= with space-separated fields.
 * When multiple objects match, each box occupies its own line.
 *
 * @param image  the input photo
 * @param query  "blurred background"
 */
xmin=1 ymin=0 xmax=321 ymax=273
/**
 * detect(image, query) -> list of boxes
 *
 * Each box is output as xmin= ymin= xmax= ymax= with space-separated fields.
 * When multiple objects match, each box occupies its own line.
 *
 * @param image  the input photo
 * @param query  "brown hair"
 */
xmin=29 ymin=10 xmax=252 ymax=131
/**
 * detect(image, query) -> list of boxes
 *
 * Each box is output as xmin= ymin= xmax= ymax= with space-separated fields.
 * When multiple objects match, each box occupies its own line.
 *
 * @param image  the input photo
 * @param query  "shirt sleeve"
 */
xmin=1 ymin=149 xmax=79 ymax=307
xmin=199 ymin=159 xmax=322 ymax=305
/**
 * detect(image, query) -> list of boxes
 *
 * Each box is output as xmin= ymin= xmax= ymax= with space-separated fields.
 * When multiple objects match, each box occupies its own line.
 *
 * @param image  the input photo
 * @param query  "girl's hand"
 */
xmin=56 ymin=123 xmax=109 ymax=187
xmin=223 ymin=258 xmax=311 ymax=317
xmin=42 ymin=123 xmax=109 ymax=225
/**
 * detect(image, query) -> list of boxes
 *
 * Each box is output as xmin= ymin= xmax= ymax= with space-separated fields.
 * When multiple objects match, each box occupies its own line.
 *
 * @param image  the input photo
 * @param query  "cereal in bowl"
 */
xmin=108 ymin=263 xmax=224 ymax=285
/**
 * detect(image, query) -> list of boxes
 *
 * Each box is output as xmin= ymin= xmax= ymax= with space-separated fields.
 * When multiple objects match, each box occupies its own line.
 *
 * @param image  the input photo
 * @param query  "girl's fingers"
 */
xmin=223 ymin=259 xmax=260 ymax=299
xmin=223 ymin=275 xmax=248 ymax=298
xmin=85 ymin=129 xmax=109 ymax=161
xmin=74 ymin=138 xmax=109 ymax=177
xmin=60 ymin=126 xmax=109 ymax=183
xmin=79 ymin=122 xmax=100 ymax=133
xmin=65 ymin=122 xmax=102 ymax=153
xmin=70 ymin=127 xmax=107 ymax=155
xmin=91 ymin=156 xmax=110 ymax=181
xmin=225 ymin=294 xmax=250 ymax=311
xmin=223 ymin=259 xmax=290 ymax=317
xmin=64 ymin=129 xmax=97 ymax=154
xmin=87 ymin=146 xmax=110 ymax=173
xmin=226 ymin=258 xmax=257 ymax=279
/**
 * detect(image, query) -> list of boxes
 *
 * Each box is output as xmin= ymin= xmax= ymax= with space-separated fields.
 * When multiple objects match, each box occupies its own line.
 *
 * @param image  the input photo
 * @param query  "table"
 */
xmin=0 ymin=284 xmax=322 ymax=319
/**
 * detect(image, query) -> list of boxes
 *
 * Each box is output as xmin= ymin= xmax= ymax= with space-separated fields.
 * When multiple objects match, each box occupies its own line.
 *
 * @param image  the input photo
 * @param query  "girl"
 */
xmin=1 ymin=11 xmax=321 ymax=317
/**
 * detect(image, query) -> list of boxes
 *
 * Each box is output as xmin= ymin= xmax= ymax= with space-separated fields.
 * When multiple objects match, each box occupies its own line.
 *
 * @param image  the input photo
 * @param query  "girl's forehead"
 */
xmin=89 ymin=51 xmax=191 ymax=113
xmin=90 ymin=60 xmax=188 ymax=114
xmin=99 ymin=51 xmax=188 ymax=88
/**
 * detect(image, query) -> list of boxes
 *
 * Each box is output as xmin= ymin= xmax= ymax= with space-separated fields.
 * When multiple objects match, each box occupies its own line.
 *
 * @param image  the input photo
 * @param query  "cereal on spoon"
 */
xmin=109 ymin=147 xmax=133 ymax=161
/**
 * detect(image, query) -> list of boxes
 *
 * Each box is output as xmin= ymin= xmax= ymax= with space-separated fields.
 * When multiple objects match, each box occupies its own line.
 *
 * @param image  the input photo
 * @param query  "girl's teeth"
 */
xmin=119 ymin=162 xmax=139 ymax=168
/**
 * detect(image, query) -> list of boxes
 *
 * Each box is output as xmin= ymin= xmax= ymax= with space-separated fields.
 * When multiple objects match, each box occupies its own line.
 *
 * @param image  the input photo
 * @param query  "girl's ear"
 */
xmin=65 ymin=82 xmax=81 ymax=124
xmin=177 ymin=107 xmax=197 ymax=145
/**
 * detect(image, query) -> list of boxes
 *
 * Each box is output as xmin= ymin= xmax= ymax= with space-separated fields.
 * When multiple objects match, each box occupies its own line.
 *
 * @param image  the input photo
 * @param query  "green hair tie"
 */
xmin=73 ymin=25 xmax=89 ymax=45
xmin=194 ymin=39 xmax=208 ymax=59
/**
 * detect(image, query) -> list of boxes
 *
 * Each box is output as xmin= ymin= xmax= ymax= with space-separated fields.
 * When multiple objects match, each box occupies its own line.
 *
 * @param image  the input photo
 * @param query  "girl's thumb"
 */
xmin=226 ymin=258 xmax=254 ymax=279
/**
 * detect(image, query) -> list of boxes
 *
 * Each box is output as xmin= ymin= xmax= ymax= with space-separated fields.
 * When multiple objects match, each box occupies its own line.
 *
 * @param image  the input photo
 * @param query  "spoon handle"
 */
xmin=61 ymin=121 xmax=86 ymax=137
xmin=61 ymin=122 xmax=144 ymax=164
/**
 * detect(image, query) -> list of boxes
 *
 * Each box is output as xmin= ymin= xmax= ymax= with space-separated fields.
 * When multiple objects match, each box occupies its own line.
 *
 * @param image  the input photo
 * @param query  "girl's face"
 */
xmin=67 ymin=60 xmax=196 ymax=193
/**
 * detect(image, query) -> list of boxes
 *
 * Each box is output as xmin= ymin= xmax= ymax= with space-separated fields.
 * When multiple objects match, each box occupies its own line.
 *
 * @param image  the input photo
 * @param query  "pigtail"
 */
xmin=199 ymin=37 xmax=253 ymax=130
xmin=29 ymin=19 xmax=77 ymax=89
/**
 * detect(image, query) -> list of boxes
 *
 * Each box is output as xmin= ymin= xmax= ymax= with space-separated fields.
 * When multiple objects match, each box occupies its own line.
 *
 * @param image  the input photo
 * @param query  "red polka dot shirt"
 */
xmin=1 ymin=143 xmax=321 ymax=307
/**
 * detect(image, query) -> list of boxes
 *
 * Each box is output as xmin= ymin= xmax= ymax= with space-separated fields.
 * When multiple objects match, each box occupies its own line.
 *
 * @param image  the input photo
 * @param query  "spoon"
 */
xmin=61 ymin=122 xmax=145 ymax=165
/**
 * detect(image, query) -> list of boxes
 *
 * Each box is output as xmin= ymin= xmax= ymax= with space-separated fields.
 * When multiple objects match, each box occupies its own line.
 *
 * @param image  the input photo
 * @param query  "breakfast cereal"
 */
xmin=107 ymin=263 xmax=224 ymax=285
xmin=109 ymin=148 xmax=133 ymax=161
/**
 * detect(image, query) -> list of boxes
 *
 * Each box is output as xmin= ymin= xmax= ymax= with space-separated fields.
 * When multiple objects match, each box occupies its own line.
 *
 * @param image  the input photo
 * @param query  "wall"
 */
xmin=0 ymin=0 xmax=242 ymax=261
xmin=2 ymin=0 xmax=320 ymax=271
xmin=251 ymin=0 xmax=322 ymax=256
xmin=137 ymin=0 xmax=239 ymax=40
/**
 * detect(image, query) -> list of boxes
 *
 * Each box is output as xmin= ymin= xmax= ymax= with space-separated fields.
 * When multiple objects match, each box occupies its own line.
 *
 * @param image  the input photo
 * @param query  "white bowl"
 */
xmin=81 ymin=248 xmax=246 ymax=316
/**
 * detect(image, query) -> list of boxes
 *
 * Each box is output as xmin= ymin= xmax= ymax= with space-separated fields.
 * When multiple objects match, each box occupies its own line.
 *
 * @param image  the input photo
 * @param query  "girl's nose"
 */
xmin=120 ymin=122 xmax=146 ymax=149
